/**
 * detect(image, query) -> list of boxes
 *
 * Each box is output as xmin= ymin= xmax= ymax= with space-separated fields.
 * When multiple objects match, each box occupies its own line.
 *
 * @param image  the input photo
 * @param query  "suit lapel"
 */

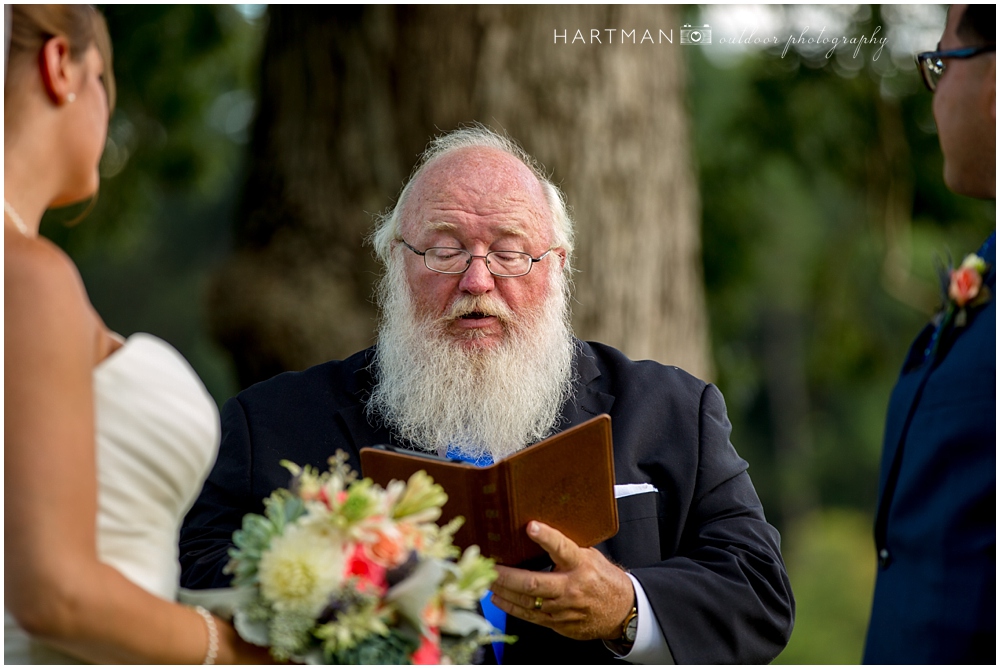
xmin=558 ymin=341 xmax=615 ymax=429
xmin=335 ymin=404 xmax=393 ymax=450
xmin=877 ymin=331 xmax=935 ymax=494
xmin=874 ymin=355 xmax=936 ymax=543
xmin=875 ymin=234 xmax=995 ymax=540
xmin=332 ymin=352 xmax=395 ymax=456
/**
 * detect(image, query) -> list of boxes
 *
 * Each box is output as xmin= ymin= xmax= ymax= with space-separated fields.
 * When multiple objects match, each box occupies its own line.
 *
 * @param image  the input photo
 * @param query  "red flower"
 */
xmin=411 ymin=628 xmax=441 ymax=665
xmin=344 ymin=543 xmax=387 ymax=594
xmin=949 ymin=265 xmax=983 ymax=308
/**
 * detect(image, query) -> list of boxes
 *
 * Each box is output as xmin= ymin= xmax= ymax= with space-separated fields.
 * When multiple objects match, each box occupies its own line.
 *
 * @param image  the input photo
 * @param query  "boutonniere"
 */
xmin=938 ymin=253 xmax=992 ymax=329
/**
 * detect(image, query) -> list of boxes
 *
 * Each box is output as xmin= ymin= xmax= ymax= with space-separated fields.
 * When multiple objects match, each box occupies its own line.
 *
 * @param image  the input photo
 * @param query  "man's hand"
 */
xmin=490 ymin=521 xmax=635 ymax=641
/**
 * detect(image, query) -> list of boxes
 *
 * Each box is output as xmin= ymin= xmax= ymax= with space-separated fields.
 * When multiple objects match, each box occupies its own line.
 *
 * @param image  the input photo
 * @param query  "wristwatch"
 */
xmin=619 ymin=606 xmax=638 ymax=645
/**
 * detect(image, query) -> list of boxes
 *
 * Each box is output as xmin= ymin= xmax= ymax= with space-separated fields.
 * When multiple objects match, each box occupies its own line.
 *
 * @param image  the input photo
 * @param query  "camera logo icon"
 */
xmin=680 ymin=24 xmax=712 ymax=45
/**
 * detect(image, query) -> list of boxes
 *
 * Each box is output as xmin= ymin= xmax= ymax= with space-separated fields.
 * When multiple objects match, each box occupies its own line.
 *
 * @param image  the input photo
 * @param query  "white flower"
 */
xmin=440 ymin=608 xmax=497 ymax=637
xmin=258 ymin=523 xmax=346 ymax=616
xmin=385 ymin=557 xmax=447 ymax=634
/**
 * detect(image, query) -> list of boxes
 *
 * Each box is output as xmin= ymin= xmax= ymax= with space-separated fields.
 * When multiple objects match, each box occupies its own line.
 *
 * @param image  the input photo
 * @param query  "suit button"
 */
xmin=878 ymin=548 xmax=891 ymax=569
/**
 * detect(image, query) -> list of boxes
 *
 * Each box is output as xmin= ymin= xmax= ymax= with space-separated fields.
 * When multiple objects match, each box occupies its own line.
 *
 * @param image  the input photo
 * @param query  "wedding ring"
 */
xmin=534 ymin=596 xmax=544 ymax=610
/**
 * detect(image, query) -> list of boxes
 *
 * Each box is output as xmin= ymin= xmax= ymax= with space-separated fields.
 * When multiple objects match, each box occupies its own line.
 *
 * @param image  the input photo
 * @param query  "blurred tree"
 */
xmin=209 ymin=5 xmax=712 ymax=389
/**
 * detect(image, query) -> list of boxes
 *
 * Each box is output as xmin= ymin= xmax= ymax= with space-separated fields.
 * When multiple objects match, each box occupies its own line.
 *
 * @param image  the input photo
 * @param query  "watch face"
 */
xmin=625 ymin=615 xmax=638 ymax=642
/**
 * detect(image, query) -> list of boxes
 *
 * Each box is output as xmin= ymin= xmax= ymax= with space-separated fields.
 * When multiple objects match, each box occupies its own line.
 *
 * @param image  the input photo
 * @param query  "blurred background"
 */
xmin=41 ymin=5 xmax=994 ymax=663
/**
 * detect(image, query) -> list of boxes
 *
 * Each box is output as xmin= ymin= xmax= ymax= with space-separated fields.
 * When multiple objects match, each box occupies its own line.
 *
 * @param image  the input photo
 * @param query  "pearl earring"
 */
xmin=66 ymin=93 xmax=76 ymax=103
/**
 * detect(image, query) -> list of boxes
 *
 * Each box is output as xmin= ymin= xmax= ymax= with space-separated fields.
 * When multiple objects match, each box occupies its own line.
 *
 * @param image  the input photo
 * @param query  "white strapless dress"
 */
xmin=5 ymin=333 xmax=221 ymax=663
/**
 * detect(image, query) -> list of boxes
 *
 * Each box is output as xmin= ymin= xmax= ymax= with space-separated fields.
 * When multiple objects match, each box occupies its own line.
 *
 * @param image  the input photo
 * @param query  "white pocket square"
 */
xmin=614 ymin=483 xmax=659 ymax=499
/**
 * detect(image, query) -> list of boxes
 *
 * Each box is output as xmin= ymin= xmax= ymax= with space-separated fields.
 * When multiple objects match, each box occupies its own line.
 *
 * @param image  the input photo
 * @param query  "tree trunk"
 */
xmin=210 ymin=5 xmax=712 ymax=389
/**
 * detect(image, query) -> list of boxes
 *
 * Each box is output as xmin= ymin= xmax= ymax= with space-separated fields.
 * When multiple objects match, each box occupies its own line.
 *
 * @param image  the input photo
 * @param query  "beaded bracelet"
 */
xmin=192 ymin=605 xmax=219 ymax=665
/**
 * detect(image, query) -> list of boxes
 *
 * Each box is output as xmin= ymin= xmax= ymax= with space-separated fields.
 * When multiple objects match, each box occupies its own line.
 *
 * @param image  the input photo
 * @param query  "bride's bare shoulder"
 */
xmin=5 ymin=231 xmax=96 ymax=338
xmin=6 ymin=230 xmax=88 ymax=291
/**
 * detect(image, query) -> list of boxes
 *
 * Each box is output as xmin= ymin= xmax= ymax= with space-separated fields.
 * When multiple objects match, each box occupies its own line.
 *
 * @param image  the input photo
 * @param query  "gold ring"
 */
xmin=534 ymin=596 xmax=543 ymax=610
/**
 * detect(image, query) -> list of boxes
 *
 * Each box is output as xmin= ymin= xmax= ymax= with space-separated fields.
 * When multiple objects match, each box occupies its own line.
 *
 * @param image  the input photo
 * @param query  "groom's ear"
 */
xmin=38 ymin=35 xmax=74 ymax=105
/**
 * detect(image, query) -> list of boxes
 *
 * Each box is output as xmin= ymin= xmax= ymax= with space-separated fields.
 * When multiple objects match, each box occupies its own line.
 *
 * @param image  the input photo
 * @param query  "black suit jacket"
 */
xmin=180 ymin=341 xmax=794 ymax=663
xmin=864 ymin=236 xmax=996 ymax=664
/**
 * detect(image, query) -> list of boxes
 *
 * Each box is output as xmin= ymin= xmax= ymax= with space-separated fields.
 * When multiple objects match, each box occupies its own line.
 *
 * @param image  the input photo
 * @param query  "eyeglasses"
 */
xmin=915 ymin=44 xmax=995 ymax=91
xmin=399 ymin=239 xmax=553 ymax=278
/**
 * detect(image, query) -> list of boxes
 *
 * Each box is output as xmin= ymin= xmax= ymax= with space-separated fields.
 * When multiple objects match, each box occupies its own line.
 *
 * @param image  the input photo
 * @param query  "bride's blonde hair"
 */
xmin=6 ymin=4 xmax=116 ymax=110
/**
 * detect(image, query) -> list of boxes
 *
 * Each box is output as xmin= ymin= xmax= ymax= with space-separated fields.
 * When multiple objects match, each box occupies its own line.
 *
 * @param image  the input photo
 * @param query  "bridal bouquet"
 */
xmin=223 ymin=452 xmax=510 ymax=664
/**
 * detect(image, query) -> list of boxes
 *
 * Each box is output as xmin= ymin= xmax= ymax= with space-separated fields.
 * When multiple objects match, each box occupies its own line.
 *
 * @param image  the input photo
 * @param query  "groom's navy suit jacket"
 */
xmin=180 ymin=341 xmax=794 ymax=664
xmin=864 ymin=235 xmax=996 ymax=664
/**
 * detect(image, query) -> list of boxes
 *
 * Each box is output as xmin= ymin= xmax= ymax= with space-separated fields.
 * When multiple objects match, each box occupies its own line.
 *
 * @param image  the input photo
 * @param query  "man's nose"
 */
xmin=458 ymin=256 xmax=495 ymax=295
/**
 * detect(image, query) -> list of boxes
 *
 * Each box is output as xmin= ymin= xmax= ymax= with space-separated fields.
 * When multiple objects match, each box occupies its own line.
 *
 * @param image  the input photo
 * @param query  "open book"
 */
xmin=359 ymin=414 xmax=619 ymax=566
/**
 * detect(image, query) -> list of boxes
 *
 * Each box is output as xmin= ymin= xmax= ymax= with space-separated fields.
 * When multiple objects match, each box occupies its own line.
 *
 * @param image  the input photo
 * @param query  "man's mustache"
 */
xmin=437 ymin=294 xmax=517 ymax=325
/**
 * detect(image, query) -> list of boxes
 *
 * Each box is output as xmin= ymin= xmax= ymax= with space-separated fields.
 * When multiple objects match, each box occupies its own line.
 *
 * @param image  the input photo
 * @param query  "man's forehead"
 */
xmin=425 ymin=220 xmax=529 ymax=238
xmin=415 ymin=148 xmax=544 ymax=198
xmin=402 ymin=148 xmax=551 ymax=236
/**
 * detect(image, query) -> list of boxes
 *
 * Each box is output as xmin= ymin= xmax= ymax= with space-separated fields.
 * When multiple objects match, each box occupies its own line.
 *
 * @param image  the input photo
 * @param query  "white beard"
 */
xmin=367 ymin=260 xmax=576 ymax=462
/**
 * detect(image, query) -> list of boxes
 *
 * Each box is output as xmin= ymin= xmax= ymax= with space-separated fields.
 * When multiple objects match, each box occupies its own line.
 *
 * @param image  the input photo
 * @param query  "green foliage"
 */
xmin=416 ymin=517 xmax=465 ymax=561
xmin=268 ymin=608 xmax=316 ymax=661
xmin=340 ymin=479 xmax=381 ymax=524
xmin=325 ymin=626 xmax=419 ymax=665
xmin=263 ymin=490 xmax=308 ymax=532
xmin=392 ymin=470 xmax=449 ymax=521
xmin=441 ymin=633 xmax=518 ymax=665
xmin=774 ymin=509 xmax=876 ymax=664
xmin=315 ymin=602 xmax=397 ymax=662
xmin=447 ymin=547 xmax=498 ymax=602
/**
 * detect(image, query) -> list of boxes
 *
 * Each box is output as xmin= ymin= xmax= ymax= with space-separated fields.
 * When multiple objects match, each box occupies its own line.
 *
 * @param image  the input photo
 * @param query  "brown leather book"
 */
xmin=359 ymin=414 xmax=619 ymax=566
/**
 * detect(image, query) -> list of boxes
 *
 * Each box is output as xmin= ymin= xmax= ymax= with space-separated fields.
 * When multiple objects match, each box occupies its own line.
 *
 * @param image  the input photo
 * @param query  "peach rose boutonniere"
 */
xmin=923 ymin=252 xmax=992 ymax=363
xmin=945 ymin=253 xmax=991 ymax=327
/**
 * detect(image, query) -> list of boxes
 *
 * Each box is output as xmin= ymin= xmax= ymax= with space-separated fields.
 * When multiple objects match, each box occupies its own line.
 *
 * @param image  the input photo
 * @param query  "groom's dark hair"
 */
xmin=957 ymin=4 xmax=995 ymax=46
